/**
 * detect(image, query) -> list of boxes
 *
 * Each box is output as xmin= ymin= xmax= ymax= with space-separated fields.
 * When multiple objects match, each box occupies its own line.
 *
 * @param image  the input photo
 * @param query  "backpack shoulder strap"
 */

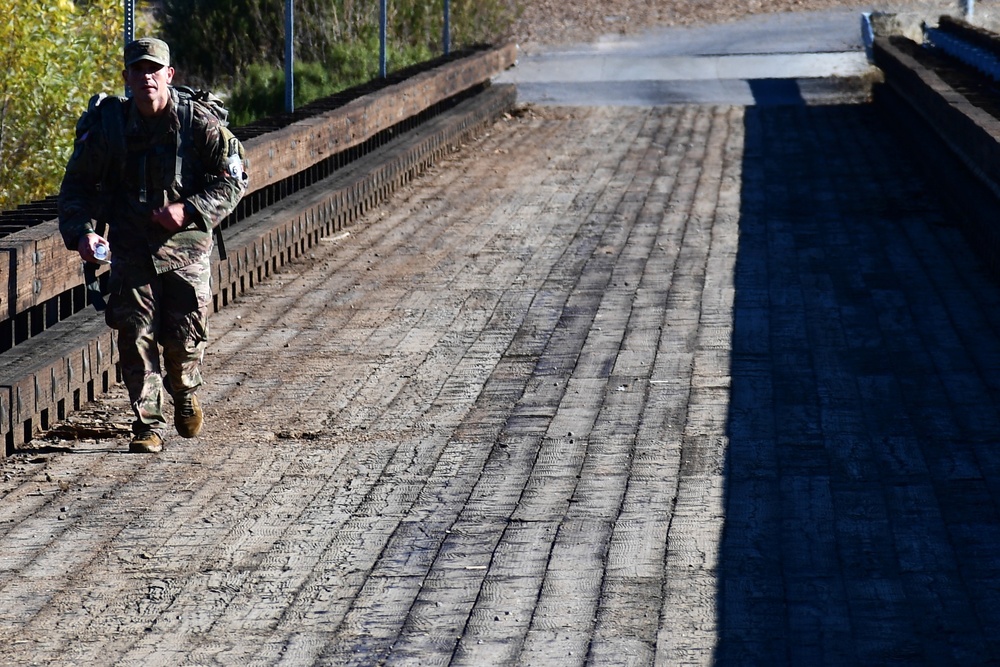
xmin=169 ymin=88 xmax=229 ymax=260
xmin=173 ymin=88 xmax=193 ymax=191
xmin=81 ymin=93 xmax=127 ymax=193
xmin=98 ymin=95 xmax=126 ymax=157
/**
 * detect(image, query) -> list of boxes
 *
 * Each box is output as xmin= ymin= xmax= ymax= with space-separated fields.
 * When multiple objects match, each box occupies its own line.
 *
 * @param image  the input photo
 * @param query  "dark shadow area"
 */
xmin=749 ymin=78 xmax=805 ymax=106
xmin=718 ymin=102 xmax=1000 ymax=665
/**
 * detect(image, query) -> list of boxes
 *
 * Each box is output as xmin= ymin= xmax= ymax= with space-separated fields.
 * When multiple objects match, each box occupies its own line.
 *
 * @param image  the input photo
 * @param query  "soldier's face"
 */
xmin=124 ymin=61 xmax=175 ymax=114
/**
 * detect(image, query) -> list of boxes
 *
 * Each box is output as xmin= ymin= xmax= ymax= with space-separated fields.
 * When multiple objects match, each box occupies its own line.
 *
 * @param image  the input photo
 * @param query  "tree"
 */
xmin=0 ymin=0 xmax=122 ymax=211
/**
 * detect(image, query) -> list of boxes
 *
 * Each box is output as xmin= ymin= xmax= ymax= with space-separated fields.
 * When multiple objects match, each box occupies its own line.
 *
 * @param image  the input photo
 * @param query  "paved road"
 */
xmin=3 ymin=18 xmax=1000 ymax=667
xmin=496 ymin=9 xmax=883 ymax=105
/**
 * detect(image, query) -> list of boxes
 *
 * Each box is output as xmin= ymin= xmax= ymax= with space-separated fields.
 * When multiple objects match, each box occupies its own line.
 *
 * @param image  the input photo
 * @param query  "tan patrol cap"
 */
xmin=124 ymin=38 xmax=170 ymax=68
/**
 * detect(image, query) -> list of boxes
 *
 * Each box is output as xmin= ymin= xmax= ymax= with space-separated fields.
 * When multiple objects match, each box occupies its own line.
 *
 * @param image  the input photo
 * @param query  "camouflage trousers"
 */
xmin=106 ymin=255 xmax=212 ymax=437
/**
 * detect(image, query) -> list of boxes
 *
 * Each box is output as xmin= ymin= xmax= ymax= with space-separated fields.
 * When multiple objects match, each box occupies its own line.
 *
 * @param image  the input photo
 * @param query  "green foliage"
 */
xmin=0 ymin=0 xmax=519 ymax=210
xmin=228 ymin=38 xmax=434 ymax=128
xmin=159 ymin=0 xmax=518 ymax=91
xmin=159 ymin=0 xmax=345 ymax=88
xmin=228 ymin=61 xmax=335 ymax=127
xmin=393 ymin=0 xmax=520 ymax=51
xmin=448 ymin=0 xmax=521 ymax=48
xmin=0 ymin=0 xmax=122 ymax=210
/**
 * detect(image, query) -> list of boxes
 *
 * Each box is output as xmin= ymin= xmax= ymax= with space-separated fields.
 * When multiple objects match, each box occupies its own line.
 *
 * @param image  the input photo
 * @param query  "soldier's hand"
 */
xmin=78 ymin=233 xmax=109 ymax=264
xmin=152 ymin=201 xmax=188 ymax=232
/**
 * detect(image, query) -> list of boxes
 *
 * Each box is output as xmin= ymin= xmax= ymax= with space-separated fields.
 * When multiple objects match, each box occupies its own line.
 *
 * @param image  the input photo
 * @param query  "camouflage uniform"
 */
xmin=59 ymin=81 xmax=246 ymax=440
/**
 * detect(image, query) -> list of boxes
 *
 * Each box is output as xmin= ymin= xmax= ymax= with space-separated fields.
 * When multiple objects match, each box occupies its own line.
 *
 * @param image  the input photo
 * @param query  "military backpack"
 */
xmin=73 ymin=86 xmax=239 ymax=309
xmin=75 ymin=85 xmax=237 ymax=255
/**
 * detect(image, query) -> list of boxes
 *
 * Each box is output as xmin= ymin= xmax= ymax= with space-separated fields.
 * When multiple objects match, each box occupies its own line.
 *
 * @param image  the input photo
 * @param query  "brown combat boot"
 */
xmin=130 ymin=432 xmax=163 ymax=453
xmin=175 ymin=393 xmax=203 ymax=438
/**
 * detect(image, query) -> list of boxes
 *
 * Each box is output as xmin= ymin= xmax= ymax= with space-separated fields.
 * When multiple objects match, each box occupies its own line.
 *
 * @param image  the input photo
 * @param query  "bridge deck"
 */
xmin=2 ymin=101 xmax=1000 ymax=665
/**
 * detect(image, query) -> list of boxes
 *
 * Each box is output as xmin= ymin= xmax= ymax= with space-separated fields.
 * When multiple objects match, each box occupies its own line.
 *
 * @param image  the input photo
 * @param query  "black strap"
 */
xmin=83 ymin=262 xmax=106 ymax=311
xmin=176 ymin=93 xmax=228 ymax=261
xmin=215 ymin=226 xmax=228 ymax=261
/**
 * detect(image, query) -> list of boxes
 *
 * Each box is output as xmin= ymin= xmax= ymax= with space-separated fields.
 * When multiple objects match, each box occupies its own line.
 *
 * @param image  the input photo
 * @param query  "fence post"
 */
xmin=123 ymin=0 xmax=134 ymax=44
xmin=380 ymin=0 xmax=388 ymax=78
xmin=123 ymin=0 xmax=134 ymax=96
xmin=285 ymin=0 xmax=294 ymax=112
xmin=444 ymin=0 xmax=451 ymax=55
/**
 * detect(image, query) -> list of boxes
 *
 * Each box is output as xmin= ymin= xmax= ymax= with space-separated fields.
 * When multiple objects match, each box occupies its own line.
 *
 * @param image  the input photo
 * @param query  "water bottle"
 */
xmin=93 ymin=241 xmax=111 ymax=264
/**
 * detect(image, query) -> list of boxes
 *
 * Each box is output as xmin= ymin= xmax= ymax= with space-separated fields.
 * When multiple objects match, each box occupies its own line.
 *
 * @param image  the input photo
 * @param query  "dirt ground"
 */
xmin=510 ymin=0 xmax=968 ymax=47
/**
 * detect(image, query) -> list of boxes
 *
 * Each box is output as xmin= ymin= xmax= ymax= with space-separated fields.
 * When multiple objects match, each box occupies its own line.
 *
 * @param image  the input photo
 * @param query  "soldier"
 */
xmin=58 ymin=38 xmax=247 ymax=453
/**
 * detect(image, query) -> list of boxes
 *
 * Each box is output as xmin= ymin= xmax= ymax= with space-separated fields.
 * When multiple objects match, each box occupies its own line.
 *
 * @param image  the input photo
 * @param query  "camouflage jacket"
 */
xmin=58 ymin=88 xmax=247 ymax=276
